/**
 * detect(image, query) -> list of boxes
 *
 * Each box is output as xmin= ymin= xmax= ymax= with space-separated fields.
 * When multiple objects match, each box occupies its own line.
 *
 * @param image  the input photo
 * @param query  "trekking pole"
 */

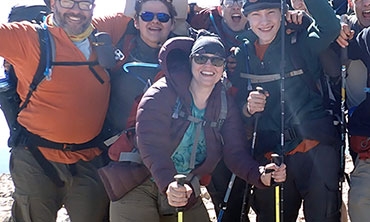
xmin=240 ymin=87 xmax=264 ymax=222
xmin=277 ymin=0 xmax=287 ymax=220
xmin=340 ymin=16 xmax=348 ymax=189
xmin=174 ymin=174 xmax=187 ymax=222
xmin=339 ymin=39 xmax=348 ymax=215
xmin=271 ymin=154 xmax=284 ymax=222
xmin=217 ymin=173 xmax=236 ymax=222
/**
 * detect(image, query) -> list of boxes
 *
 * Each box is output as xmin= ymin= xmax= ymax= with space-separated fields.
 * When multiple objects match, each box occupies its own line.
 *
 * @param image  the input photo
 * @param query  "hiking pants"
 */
xmin=110 ymin=178 xmax=210 ymax=222
xmin=348 ymin=157 xmax=370 ymax=222
xmin=10 ymin=146 xmax=109 ymax=222
xmin=252 ymin=143 xmax=341 ymax=222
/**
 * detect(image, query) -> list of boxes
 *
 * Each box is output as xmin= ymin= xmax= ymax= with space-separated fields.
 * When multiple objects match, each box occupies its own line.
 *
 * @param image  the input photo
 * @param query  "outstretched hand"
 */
xmin=336 ymin=15 xmax=355 ymax=48
xmin=166 ymin=181 xmax=193 ymax=207
xmin=260 ymin=163 xmax=287 ymax=186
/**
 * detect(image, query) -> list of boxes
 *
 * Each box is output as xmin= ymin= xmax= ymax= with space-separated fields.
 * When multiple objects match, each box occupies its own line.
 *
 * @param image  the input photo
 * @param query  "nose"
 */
xmin=205 ymin=58 xmax=213 ymax=66
xmin=364 ymin=0 xmax=370 ymax=6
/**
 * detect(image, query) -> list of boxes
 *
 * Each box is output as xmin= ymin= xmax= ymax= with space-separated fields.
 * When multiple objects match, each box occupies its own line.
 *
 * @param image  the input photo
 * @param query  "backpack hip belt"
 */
xmin=18 ymin=125 xmax=106 ymax=151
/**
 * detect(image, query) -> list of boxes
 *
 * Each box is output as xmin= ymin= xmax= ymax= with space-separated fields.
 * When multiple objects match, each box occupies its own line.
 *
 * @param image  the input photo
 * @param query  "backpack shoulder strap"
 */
xmin=217 ymin=87 xmax=227 ymax=129
xmin=18 ymin=24 xmax=50 ymax=112
xmin=171 ymin=87 xmax=228 ymax=130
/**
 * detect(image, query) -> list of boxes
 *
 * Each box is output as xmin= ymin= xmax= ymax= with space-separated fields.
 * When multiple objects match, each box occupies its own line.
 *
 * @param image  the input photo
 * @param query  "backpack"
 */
xmin=0 ymin=4 xmax=51 ymax=134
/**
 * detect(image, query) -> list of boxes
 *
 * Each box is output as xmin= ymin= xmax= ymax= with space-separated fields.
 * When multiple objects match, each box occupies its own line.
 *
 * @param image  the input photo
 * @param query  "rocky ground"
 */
xmin=0 ymin=154 xmax=353 ymax=222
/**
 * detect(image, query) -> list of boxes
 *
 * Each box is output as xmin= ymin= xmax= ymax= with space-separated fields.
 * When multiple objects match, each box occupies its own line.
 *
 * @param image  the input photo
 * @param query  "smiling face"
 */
xmin=247 ymin=8 xmax=281 ymax=45
xmin=354 ymin=0 xmax=370 ymax=28
xmin=220 ymin=0 xmax=248 ymax=32
xmin=50 ymin=0 xmax=95 ymax=36
xmin=134 ymin=0 xmax=175 ymax=48
xmin=190 ymin=53 xmax=225 ymax=89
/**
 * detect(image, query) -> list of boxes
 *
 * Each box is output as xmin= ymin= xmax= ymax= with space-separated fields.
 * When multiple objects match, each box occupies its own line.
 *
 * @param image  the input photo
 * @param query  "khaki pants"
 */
xmin=348 ymin=157 xmax=370 ymax=222
xmin=110 ymin=178 xmax=210 ymax=222
xmin=10 ymin=146 xmax=109 ymax=222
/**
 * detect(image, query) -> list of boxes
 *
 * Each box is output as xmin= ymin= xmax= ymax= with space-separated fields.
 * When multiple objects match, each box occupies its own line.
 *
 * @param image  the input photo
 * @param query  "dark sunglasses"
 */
xmin=139 ymin=11 xmax=172 ymax=23
xmin=192 ymin=54 xmax=225 ymax=67
xmin=223 ymin=0 xmax=246 ymax=8
xmin=59 ymin=0 xmax=93 ymax=11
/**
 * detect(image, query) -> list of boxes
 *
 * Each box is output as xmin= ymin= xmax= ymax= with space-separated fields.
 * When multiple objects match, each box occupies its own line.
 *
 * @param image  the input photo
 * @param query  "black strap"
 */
xmin=27 ymin=144 xmax=65 ymax=187
xmin=18 ymin=25 xmax=49 ymax=112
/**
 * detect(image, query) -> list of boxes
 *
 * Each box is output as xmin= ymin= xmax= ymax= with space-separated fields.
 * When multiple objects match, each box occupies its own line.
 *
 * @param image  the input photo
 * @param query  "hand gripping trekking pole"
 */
xmin=174 ymin=174 xmax=187 ymax=222
xmin=271 ymin=154 xmax=284 ymax=222
xmin=240 ymin=87 xmax=264 ymax=222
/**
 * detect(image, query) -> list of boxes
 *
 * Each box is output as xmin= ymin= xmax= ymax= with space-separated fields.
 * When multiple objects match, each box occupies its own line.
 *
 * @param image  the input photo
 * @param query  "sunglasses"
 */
xmin=192 ymin=54 xmax=225 ymax=67
xmin=223 ymin=0 xmax=246 ymax=8
xmin=59 ymin=0 xmax=93 ymax=11
xmin=139 ymin=11 xmax=172 ymax=23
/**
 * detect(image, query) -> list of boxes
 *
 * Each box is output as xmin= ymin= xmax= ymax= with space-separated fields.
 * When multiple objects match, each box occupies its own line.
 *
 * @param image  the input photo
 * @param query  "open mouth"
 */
xmin=148 ymin=26 xmax=162 ymax=32
xmin=231 ymin=13 xmax=242 ymax=22
xmin=259 ymin=26 xmax=273 ymax=32
xmin=362 ymin=10 xmax=370 ymax=19
xmin=65 ymin=14 xmax=85 ymax=23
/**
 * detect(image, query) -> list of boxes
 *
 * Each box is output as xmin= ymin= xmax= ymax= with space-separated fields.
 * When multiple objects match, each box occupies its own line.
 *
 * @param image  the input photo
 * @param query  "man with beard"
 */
xmin=0 ymin=0 xmax=131 ymax=221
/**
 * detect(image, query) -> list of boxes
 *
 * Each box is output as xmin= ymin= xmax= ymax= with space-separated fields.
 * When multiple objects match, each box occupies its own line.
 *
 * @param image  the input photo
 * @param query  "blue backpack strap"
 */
xmin=209 ymin=11 xmax=222 ymax=37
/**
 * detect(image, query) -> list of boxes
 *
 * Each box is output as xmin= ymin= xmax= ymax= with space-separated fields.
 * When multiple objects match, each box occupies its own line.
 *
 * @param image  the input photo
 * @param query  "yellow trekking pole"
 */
xmin=271 ymin=154 xmax=283 ymax=222
xmin=174 ymin=174 xmax=187 ymax=222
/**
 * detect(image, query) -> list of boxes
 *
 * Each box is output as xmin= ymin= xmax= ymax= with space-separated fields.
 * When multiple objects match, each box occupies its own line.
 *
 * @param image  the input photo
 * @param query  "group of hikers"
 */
xmin=0 ymin=0 xmax=369 ymax=221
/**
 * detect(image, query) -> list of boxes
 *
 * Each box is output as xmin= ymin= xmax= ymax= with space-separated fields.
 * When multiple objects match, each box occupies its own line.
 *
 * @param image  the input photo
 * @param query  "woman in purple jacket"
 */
xmin=124 ymin=35 xmax=286 ymax=222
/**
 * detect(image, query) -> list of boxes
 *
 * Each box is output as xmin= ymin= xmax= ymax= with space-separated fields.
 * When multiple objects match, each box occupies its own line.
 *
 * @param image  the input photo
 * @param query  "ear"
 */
xmin=50 ymin=0 xmax=56 ymax=11
xmin=170 ymin=19 xmax=175 ymax=32
xmin=134 ymin=17 xmax=139 ymax=30
xmin=217 ymin=5 xmax=223 ymax=16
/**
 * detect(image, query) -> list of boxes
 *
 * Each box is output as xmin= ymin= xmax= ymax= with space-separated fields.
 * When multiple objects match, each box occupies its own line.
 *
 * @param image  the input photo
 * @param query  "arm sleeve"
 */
xmin=221 ymin=94 xmax=266 ymax=188
xmin=304 ymin=0 xmax=341 ymax=55
xmin=136 ymin=84 xmax=179 ymax=193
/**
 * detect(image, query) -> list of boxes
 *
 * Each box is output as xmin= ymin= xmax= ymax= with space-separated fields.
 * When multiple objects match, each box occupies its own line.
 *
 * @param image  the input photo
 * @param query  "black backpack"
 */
xmin=0 ymin=5 xmax=51 ymax=132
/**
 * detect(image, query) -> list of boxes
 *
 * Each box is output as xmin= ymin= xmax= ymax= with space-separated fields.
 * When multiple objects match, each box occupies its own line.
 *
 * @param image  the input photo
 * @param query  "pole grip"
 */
xmin=174 ymin=174 xmax=187 ymax=215
xmin=271 ymin=153 xmax=283 ymax=167
xmin=266 ymin=154 xmax=283 ymax=186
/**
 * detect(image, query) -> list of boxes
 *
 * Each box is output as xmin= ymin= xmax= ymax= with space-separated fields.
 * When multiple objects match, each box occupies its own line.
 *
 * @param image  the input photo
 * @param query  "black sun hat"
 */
xmin=243 ymin=0 xmax=286 ymax=16
xmin=190 ymin=36 xmax=226 ymax=58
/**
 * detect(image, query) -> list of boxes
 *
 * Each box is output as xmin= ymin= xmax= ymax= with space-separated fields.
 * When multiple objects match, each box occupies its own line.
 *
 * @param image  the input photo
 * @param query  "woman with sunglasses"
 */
xmin=106 ymin=0 xmax=178 ymax=134
xmin=117 ymin=35 xmax=287 ymax=222
xmin=106 ymin=0 xmax=183 ymax=221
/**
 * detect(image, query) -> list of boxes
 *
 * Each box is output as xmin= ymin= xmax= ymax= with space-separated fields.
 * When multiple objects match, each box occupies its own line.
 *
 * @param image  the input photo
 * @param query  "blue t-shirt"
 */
xmin=171 ymin=103 xmax=207 ymax=174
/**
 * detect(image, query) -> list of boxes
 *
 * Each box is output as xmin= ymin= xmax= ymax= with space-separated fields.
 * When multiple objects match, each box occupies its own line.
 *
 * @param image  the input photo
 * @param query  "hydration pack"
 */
xmin=0 ymin=4 xmax=51 ymax=133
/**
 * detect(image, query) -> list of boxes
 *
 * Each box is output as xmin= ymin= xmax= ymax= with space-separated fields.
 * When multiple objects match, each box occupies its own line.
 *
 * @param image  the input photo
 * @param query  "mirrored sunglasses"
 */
xmin=139 ymin=11 xmax=171 ymax=23
xmin=59 ymin=0 xmax=93 ymax=11
xmin=223 ymin=0 xmax=246 ymax=8
xmin=192 ymin=54 xmax=225 ymax=67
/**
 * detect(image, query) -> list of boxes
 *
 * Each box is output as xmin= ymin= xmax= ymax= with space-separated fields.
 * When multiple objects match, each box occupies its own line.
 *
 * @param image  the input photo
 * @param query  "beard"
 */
xmin=53 ymin=8 xmax=92 ymax=36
